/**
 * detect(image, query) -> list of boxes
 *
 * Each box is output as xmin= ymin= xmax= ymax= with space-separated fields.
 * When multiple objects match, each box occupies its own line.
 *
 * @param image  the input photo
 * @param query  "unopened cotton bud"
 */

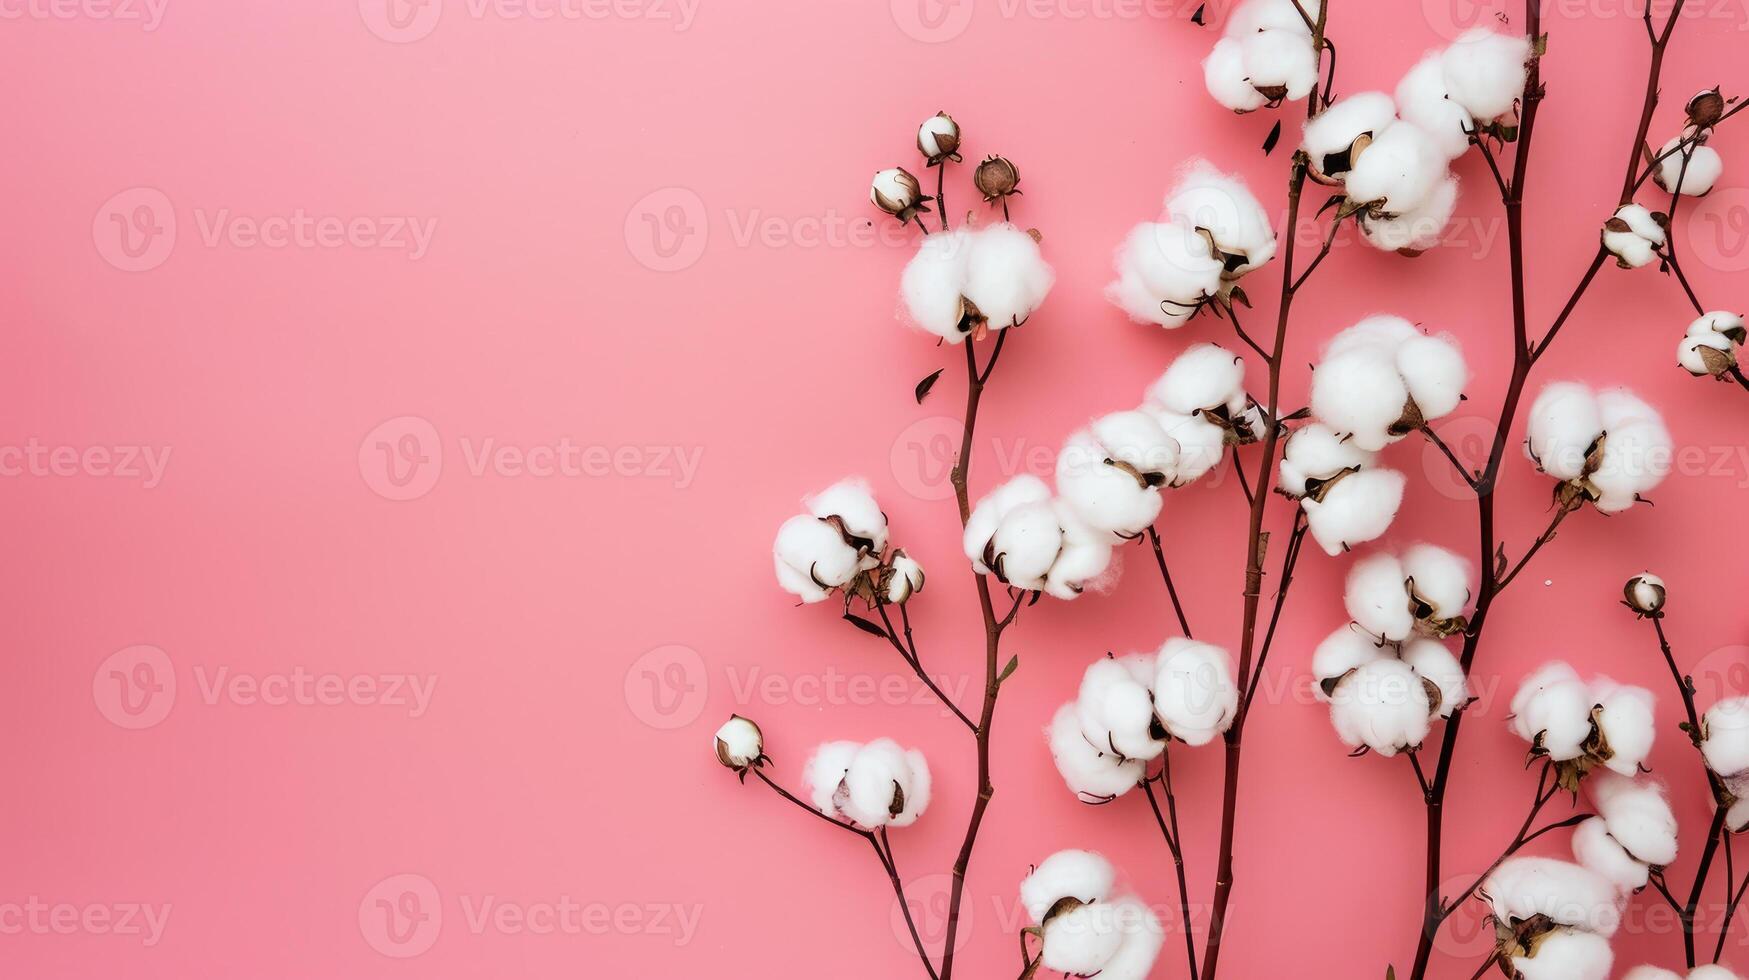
xmin=1153 ymin=638 xmax=1239 ymax=746
xmin=1688 ymin=87 xmax=1727 ymax=129
xmin=1653 ymin=135 xmax=1723 ymax=197
xmin=1020 ymin=849 xmax=1115 ymax=923
xmin=974 ymin=155 xmax=1021 ymax=202
xmin=1603 ymin=204 xmax=1667 ymax=269
xmin=1511 ymin=926 xmax=1614 ymax=980
xmin=1302 ymin=92 xmax=1397 ymax=182
xmin=715 ymin=715 xmax=764 ymax=770
xmin=1440 ymin=28 xmax=1532 ymax=124
xmin=1484 ymin=855 xmax=1622 ymax=937
xmin=872 ymin=167 xmax=927 ymax=222
xmin=1344 ymin=121 xmax=1448 ymax=217
xmin=887 ymin=550 xmax=925 ymax=604
xmin=1049 ymin=702 xmax=1145 ymax=799
xmin=1624 ymin=572 xmax=1665 ymax=615
xmin=917 ymin=112 xmax=962 ymax=164
xmin=1328 ymin=657 xmax=1432 ymax=756
xmin=1395 ymin=54 xmax=1473 ymax=160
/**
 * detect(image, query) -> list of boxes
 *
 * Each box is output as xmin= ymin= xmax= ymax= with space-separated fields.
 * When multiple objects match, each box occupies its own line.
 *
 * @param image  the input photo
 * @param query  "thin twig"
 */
xmin=1421 ymin=424 xmax=1478 ymax=490
xmin=1147 ymin=525 xmax=1194 ymax=638
xmin=1496 ymin=505 xmax=1571 ymax=592
xmin=1143 ymin=767 xmax=1199 ymax=980
xmin=874 ymin=603 xmax=978 ymax=732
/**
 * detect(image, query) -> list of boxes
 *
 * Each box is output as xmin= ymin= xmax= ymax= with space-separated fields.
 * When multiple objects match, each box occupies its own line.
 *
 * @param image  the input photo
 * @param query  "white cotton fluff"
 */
xmin=1702 ymin=697 xmax=1749 ymax=778
xmin=1326 ymin=312 xmax=1420 ymax=356
xmin=1203 ymin=38 xmax=1268 ymax=113
xmin=1145 ymin=408 xmax=1229 ymax=485
xmin=1620 ymin=968 xmax=1684 ymax=980
xmin=1589 ymin=770 xmax=1678 ymax=866
xmin=1301 ymin=468 xmax=1407 ymax=556
xmin=887 ymin=551 xmax=925 ymax=604
xmin=1573 ymin=815 xmax=1651 ymax=892
xmin=1310 ymin=348 xmax=1409 ymax=452
xmin=806 ymin=479 xmax=888 ymax=555
xmin=1362 ymin=176 xmax=1460 ymax=253
xmin=1312 ymin=623 xmax=1387 ymax=700
xmin=714 ymin=716 xmax=763 ymax=768
xmin=1525 ymin=381 xmax=1602 ymax=481
xmin=1166 ymin=160 xmax=1278 ymax=276
xmin=1344 ymin=120 xmax=1448 ymax=217
xmin=1691 ymin=967 xmax=1749 ymax=980
xmin=1076 ymin=654 xmax=1165 ymax=762
xmin=1484 ymin=856 xmax=1623 ymax=936
xmin=1395 ymin=54 xmax=1473 ymax=160
xmin=1604 ymin=204 xmax=1667 ymax=269
xmin=1730 ymin=779 xmax=1749 ymax=834
xmin=1150 ymin=343 xmax=1247 ymax=415
xmin=1107 ymin=221 xmax=1226 ymax=327
xmin=1591 ymin=678 xmax=1656 ymax=775
xmin=1303 ymin=92 xmax=1398 ymax=178
xmin=1345 ymin=552 xmax=1413 ymax=641
xmin=1588 ymin=388 xmax=1672 ymax=513
xmin=1241 ymin=29 xmax=1319 ymax=99
xmin=1040 ymin=901 xmax=1126 ymax=974
xmin=805 ymin=740 xmax=861 ymax=818
xmin=835 ymin=738 xmax=932 ymax=829
xmin=1402 ymin=543 xmax=1470 ymax=622
xmin=1020 ymin=849 xmax=1115 ymax=922
xmin=1044 ymin=501 xmax=1117 ymax=600
xmin=988 ymin=498 xmax=1063 ymax=590
xmin=965 ymin=475 xmax=1052 ymax=573
xmin=1049 ymin=702 xmax=1145 ymax=799
xmin=1056 ymin=411 xmax=1179 ymax=537
xmin=1279 ymin=422 xmax=1374 ymax=496
xmin=1153 ymin=638 xmax=1239 ymax=747
xmin=962 ymin=223 xmax=1056 ymax=332
xmin=1226 ymin=0 xmax=1320 ymax=35
xmin=1328 ymin=657 xmax=1431 ymax=756
xmin=1440 ymin=29 xmax=1531 ymax=124
xmin=1090 ymin=897 xmax=1165 ymax=980
xmin=1512 ymin=927 xmax=1614 ymax=980
xmin=1402 ymin=638 xmax=1468 ymax=718
xmin=900 ymin=228 xmax=974 ymax=341
xmin=1509 ymin=662 xmax=1595 ymax=762
xmin=1397 ymin=333 xmax=1469 ymax=421
xmin=1680 ymin=330 xmax=1737 ymax=376
xmin=1654 ymin=137 xmax=1724 ymax=197
xmin=1689 ymin=311 xmax=1747 ymax=343
xmin=774 ymin=516 xmax=863 ymax=602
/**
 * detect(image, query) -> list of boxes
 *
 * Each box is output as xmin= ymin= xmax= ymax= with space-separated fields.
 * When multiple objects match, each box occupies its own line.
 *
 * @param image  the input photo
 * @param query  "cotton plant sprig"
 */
xmin=1621 ymin=577 xmax=1749 ymax=968
xmin=1015 ymin=850 xmax=1166 ymax=980
xmin=720 ymin=111 xmax=1062 ymax=980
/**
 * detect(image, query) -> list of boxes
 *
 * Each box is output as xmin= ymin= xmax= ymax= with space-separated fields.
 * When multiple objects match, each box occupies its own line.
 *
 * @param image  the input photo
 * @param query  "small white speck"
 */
xmin=1543 ymin=579 xmax=1553 ymax=587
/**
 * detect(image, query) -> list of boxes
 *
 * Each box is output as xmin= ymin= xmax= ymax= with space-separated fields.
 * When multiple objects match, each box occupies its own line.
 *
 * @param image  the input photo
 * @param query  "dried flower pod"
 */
xmin=715 ymin=715 xmax=765 ymax=772
xmin=1687 ymin=87 xmax=1726 ymax=130
xmin=917 ymin=112 xmax=961 ymax=164
xmin=973 ymin=155 xmax=1021 ymax=202
xmin=1623 ymin=572 xmax=1665 ymax=616
xmin=871 ymin=167 xmax=929 ymax=224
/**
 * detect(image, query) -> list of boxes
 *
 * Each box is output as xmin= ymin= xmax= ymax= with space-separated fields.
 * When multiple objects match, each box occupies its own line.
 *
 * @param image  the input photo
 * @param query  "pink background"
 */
xmin=5 ymin=0 xmax=1749 ymax=976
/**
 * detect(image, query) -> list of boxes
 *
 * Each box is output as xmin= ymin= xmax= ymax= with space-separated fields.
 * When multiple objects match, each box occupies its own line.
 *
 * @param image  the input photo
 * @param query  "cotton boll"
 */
xmin=1509 ymin=662 xmax=1595 ymax=762
xmin=1690 ymin=310 xmax=1748 ymax=342
xmin=1344 ymin=121 xmax=1449 ymax=217
xmin=1108 ymin=221 xmax=1226 ymax=327
xmin=1328 ymin=657 xmax=1432 ymax=756
xmin=1148 ymin=409 xmax=1228 ymax=484
xmin=1681 ymin=331 xmax=1738 ymax=377
xmin=1241 ymin=29 xmax=1319 ymax=102
xmin=1620 ymin=968 xmax=1684 ymax=980
xmin=1654 ymin=137 xmax=1724 ymax=197
xmin=1204 ymin=38 xmax=1267 ymax=112
xmin=1301 ymin=468 xmax=1407 ymax=556
xmin=805 ymin=479 xmax=888 ymax=560
xmin=962 ymin=224 xmax=1055 ymax=332
xmin=1226 ymin=0 xmax=1320 ymax=35
xmin=1512 ymin=926 xmax=1614 ymax=980
xmin=1604 ymin=204 xmax=1668 ymax=269
xmin=1039 ymin=901 xmax=1125 ymax=974
xmin=1362 ymin=176 xmax=1460 ymax=253
xmin=1302 ymin=92 xmax=1398 ymax=180
xmin=1525 ymin=382 xmax=1602 ymax=481
xmin=1402 ymin=543 xmax=1471 ymax=622
xmin=714 ymin=715 xmax=764 ymax=770
xmin=892 ymin=748 xmax=931 ymax=827
xmin=1326 ymin=314 xmax=1421 ymax=358
xmin=1312 ymin=623 xmax=1387 ymax=700
xmin=1590 ymin=770 xmax=1677 ymax=866
xmin=1153 ymin=638 xmax=1239 ymax=746
xmin=1048 ymin=703 xmax=1145 ymax=799
xmin=1624 ymin=572 xmax=1666 ymax=615
xmin=1020 ymin=849 xmax=1115 ymax=923
xmin=1396 ymin=54 xmax=1473 ymax=160
xmin=1440 ymin=29 xmax=1531 ymax=123
xmin=1484 ymin=856 xmax=1622 ymax=936
xmin=1691 ymin=966 xmax=1748 ymax=980
xmin=1572 ymin=816 xmax=1650 ymax=892
xmin=1702 ymin=697 xmax=1749 ymax=777
xmin=774 ymin=515 xmax=862 ymax=602
xmin=1402 ymin=638 xmax=1468 ymax=718
xmin=1279 ymin=422 xmax=1376 ymax=496
xmin=1590 ymin=388 xmax=1672 ymax=511
xmin=1077 ymin=655 xmax=1166 ymax=762
xmin=1310 ymin=347 xmax=1410 ymax=451
xmin=805 ymin=740 xmax=861 ymax=818
xmin=1151 ymin=343 xmax=1247 ymax=415
xmin=965 ymin=475 xmax=1052 ymax=573
xmin=886 ymin=550 xmax=925 ymax=604
xmin=1591 ymin=679 xmax=1656 ymax=776
xmin=840 ymin=739 xmax=920 ymax=828
xmin=1345 ymin=552 xmax=1413 ymax=641
xmin=1166 ymin=160 xmax=1278 ymax=276
xmin=1396 ymin=333 xmax=1468 ymax=420
xmin=1092 ymin=896 xmax=1165 ymax=980
xmin=989 ymin=499 xmax=1064 ymax=590
xmin=900 ymin=228 xmax=974 ymax=341
xmin=1043 ymin=501 xmax=1117 ymax=600
xmin=1056 ymin=430 xmax=1165 ymax=538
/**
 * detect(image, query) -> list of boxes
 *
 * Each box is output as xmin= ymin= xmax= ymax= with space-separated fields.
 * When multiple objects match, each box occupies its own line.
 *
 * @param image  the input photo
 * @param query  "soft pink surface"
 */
xmin=5 ymin=0 xmax=1748 ymax=977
